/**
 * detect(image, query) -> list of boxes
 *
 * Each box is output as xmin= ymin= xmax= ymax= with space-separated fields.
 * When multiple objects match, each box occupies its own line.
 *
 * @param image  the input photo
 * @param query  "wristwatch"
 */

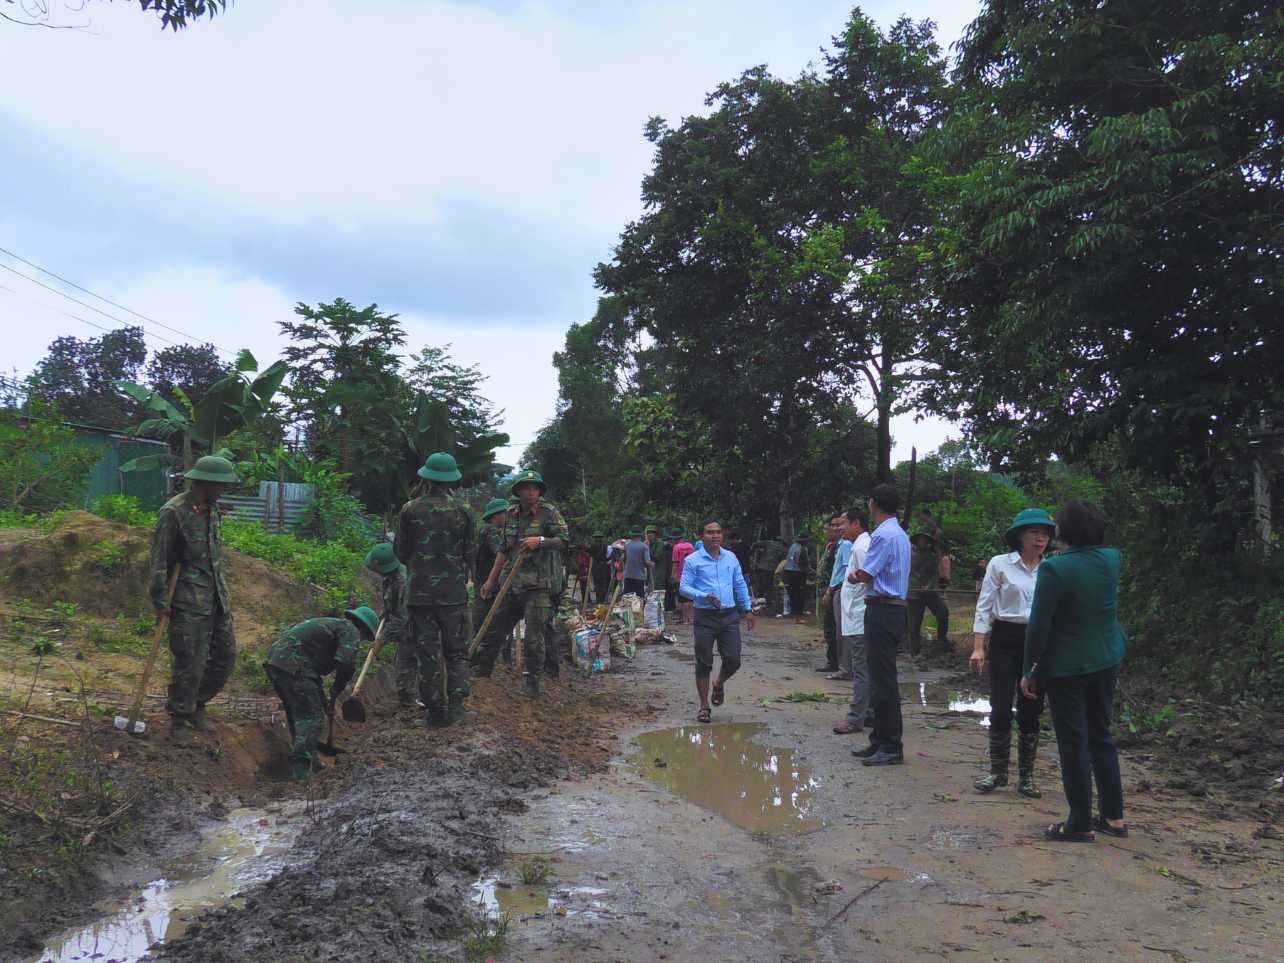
xmin=539 ymin=536 xmax=546 ymax=548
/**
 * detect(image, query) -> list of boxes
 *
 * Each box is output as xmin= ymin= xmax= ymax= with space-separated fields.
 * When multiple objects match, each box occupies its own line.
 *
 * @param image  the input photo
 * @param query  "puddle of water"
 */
xmin=472 ymin=878 xmax=556 ymax=921
xmin=901 ymin=682 xmax=992 ymax=726
xmin=860 ymin=866 xmax=934 ymax=884
xmin=30 ymin=805 xmax=302 ymax=963
xmin=634 ymin=723 xmax=822 ymax=835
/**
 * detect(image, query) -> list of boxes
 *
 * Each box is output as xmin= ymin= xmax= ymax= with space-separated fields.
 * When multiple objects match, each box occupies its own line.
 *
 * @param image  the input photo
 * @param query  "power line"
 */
xmin=0 ymin=283 xmax=186 ymax=346
xmin=0 ymin=245 xmax=238 ymax=357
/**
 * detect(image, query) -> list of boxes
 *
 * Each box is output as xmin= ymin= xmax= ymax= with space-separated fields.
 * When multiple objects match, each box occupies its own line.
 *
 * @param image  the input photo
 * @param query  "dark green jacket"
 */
xmin=149 ymin=491 xmax=231 ymax=616
xmin=265 ymin=617 xmax=361 ymax=678
xmin=498 ymin=501 xmax=570 ymax=593
xmin=908 ymin=545 xmax=939 ymax=594
xmin=476 ymin=523 xmax=505 ymax=585
xmin=1023 ymin=548 xmax=1127 ymax=680
xmin=394 ymin=492 xmax=476 ymax=607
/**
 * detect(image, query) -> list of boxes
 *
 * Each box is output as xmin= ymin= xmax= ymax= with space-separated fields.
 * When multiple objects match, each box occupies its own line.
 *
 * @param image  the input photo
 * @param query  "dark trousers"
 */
xmin=592 ymin=574 xmax=611 ymax=604
xmin=783 ymin=571 xmax=806 ymax=615
xmin=1045 ymin=664 xmax=1124 ymax=832
xmin=908 ymin=590 xmax=949 ymax=654
xmin=865 ymin=603 xmax=906 ymax=755
xmin=692 ymin=608 xmax=742 ymax=680
xmin=822 ymin=591 xmax=838 ymax=666
xmin=663 ymin=582 xmax=676 ymax=612
xmin=988 ymin=620 xmax=1044 ymax=735
xmin=623 ymin=577 xmax=647 ymax=597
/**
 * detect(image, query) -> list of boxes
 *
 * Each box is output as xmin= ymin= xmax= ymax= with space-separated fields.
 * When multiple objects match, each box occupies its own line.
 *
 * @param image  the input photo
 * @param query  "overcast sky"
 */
xmin=0 ymin=0 xmax=977 ymax=466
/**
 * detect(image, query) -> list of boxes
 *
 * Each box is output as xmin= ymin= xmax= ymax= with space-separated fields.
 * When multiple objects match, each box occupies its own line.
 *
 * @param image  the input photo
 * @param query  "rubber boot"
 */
xmin=1017 ymin=731 xmax=1042 ymax=798
xmin=447 ymin=693 xmax=467 ymax=724
xmin=189 ymin=703 xmax=214 ymax=733
xmin=524 ymin=673 xmax=541 ymax=700
xmin=974 ymin=729 xmax=1010 ymax=792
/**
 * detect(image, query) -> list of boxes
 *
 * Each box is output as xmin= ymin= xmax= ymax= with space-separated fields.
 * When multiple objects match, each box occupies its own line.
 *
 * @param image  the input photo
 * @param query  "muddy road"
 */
xmin=474 ymin=619 xmax=1283 ymax=962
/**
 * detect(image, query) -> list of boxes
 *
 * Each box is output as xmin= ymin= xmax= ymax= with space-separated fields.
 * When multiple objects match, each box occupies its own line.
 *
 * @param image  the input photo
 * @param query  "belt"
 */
xmin=865 ymin=595 xmax=906 ymax=607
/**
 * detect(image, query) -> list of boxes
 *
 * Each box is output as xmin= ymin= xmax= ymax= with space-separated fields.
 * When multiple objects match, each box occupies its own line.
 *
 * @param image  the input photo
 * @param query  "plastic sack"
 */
xmin=644 ymin=591 xmax=665 ymax=631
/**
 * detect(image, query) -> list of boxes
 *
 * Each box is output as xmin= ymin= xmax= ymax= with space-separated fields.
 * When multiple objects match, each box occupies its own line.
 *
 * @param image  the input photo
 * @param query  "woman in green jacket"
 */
xmin=1020 ymin=501 xmax=1127 ymax=842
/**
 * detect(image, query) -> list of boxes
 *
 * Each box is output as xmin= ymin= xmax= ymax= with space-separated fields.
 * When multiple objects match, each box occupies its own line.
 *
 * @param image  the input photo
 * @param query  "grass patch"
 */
xmin=88 ymin=494 xmax=157 ymax=528
xmin=463 ymin=914 xmax=511 ymax=961
xmin=777 ymin=691 xmax=830 ymax=703
xmin=221 ymin=519 xmax=368 ymax=611
xmin=90 ymin=539 xmax=126 ymax=575
xmin=88 ymin=624 xmax=148 ymax=656
xmin=234 ymin=646 xmax=275 ymax=694
xmin=0 ymin=509 xmax=64 ymax=532
xmin=517 ymin=856 xmax=551 ymax=885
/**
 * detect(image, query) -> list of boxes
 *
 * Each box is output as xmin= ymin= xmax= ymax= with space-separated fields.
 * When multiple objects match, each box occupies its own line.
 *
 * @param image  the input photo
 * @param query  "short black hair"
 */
xmin=1056 ymin=500 xmax=1107 ymax=547
xmin=870 ymin=483 xmax=900 ymax=516
xmin=829 ymin=512 xmax=845 ymax=523
xmin=699 ymin=516 xmax=722 ymax=535
xmin=845 ymin=508 xmax=869 ymax=530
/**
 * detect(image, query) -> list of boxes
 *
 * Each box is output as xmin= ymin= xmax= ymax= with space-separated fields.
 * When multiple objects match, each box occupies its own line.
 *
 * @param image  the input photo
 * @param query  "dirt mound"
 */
xmin=0 ymin=511 xmax=320 ymax=646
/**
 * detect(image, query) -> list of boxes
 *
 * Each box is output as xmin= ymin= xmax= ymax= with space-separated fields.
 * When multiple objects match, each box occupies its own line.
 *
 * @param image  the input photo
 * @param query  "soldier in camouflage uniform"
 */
xmin=473 ymin=498 xmax=512 ymax=665
xmin=148 ymin=455 xmax=240 ymax=747
xmin=908 ymin=530 xmax=951 ymax=656
xmin=363 ymin=543 xmax=413 ymax=705
xmin=473 ymin=469 xmax=569 ymax=698
xmin=264 ymin=607 xmax=377 ymax=780
xmin=393 ymin=452 xmax=476 ymax=727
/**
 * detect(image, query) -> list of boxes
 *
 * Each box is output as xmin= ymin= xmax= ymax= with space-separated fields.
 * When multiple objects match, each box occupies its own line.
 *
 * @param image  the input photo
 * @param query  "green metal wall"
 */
xmin=74 ymin=432 xmax=170 ymax=510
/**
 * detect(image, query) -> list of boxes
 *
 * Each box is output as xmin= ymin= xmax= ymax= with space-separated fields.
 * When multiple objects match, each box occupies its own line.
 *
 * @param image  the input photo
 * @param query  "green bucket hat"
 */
xmin=482 ymin=497 xmax=509 ymax=520
xmin=645 ymin=525 xmax=659 ymax=535
xmin=509 ymin=469 xmax=546 ymax=495
xmin=591 ymin=531 xmax=605 ymax=539
xmin=344 ymin=605 xmax=380 ymax=640
xmin=363 ymin=543 xmax=400 ymax=575
xmin=418 ymin=451 xmax=462 ymax=482
xmin=184 ymin=455 xmax=239 ymax=484
xmin=910 ymin=530 xmax=936 ymax=546
xmin=1005 ymin=508 xmax=1056 ymax=548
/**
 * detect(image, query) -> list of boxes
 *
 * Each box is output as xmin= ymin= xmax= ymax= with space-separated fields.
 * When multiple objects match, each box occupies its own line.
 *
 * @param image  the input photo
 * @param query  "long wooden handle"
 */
xmin=349 ymin=619 xmax=386 ymax=698
xmin=467 ymin=549 xmax=530 ymax=656
xmin=127 ymin=565 xmax=181 ymax=731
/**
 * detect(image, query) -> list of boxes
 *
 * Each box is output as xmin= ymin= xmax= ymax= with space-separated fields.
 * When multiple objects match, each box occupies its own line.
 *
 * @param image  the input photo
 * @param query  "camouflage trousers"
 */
xmin=166 ymin=604 xmax=236 ymax=719
xmin=264 ymin=663 xmax=326 ymax=781
xmin=472 ymin=595 xmax=512 ymax=664
xmin=474 ymin=588 xmax=551 ymax=676
xmin=408 ymin=605 xmax=470 ymax=710
xmin=388 ymin=624 xmax=421 ymax=706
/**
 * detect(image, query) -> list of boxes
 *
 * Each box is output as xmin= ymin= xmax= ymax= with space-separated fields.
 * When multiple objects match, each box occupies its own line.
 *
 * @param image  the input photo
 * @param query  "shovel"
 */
xmin=122 ymin=564 xmax=181 ymax=737
xmin=317 ymin=710 xmax=345 ymax=756
xmin=466 ymin=548 xmax=530 ymax=657
xmin=339 ymin=618 xmax=386 ymax=724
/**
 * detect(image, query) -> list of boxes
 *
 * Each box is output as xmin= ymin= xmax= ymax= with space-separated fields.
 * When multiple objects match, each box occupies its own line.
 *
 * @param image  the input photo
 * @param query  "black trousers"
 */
xmin=988 ymin=620 xmax=1044 ymax=735
xmin=1046 ymin=664 xmax=1124 ymax=832
xmin=908 ymin=590 xmax=949 ymax=654
xmin=623 ymin=577 xmax=647 ymax=597
xmin=865 ymin=603 xmax=906 ymax=755
xmin=592 ymin=574 xmax=611 ymax=603
xmin=783 ymin=571 xmax=806 ymax=615
xmin=692 ymin=608 xmax=742 ymax=680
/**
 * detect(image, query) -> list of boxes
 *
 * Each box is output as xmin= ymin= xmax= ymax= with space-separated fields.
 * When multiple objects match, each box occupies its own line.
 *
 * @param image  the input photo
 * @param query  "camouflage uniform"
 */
xmin=376 ymin=565 xmax=415 ymax=705
xmin=263 ymin=617 xmax=360 ymax=780
xmin=149 ymin=491 xmax=237 ymax=721
xmin=907 ymin=541 xmax=949 ymax=656
xmin=393 ymin=491 xmax=476 ymax=710
xmin=474 ymin=500 xmax=570 ymax=677
xmin=472 ymin=523 xmax=509 ymax=664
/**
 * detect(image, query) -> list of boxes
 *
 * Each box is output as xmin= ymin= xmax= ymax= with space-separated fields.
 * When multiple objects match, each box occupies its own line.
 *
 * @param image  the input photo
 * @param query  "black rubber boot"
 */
xmin=974 ymin=729 xmax=1010 ymax=792
xmin=524 ymin=673 xmax=541 ymax=699
xmin=1017 ymin=731 xmax=1042 ymax=798
xmin=426 ymin=706 xmax=450 ymax=728
xmin=189 ymin=703 xmax=215 ymax=733
xmin=447 ymin=694 xmax=467 ymax=724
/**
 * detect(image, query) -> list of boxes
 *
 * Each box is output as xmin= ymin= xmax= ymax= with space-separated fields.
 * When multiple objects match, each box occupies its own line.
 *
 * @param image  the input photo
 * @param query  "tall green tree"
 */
xmin=27 ymin=326 xmax=147 ymax=429
xmin=146 ymin=343 xmax=229 ymax=408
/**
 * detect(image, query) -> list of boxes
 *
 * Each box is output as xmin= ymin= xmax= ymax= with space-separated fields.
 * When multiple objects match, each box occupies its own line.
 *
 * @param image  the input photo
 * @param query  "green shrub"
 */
xmin=89 ymin=494 xmax=156 ymax=528
xmin=234 ymin=646 xmax=274 ymax=694
xmin=221 ymin=519 xmax=368 ymax=611
xmin=91 ymin=539 xmax=126 ymax=574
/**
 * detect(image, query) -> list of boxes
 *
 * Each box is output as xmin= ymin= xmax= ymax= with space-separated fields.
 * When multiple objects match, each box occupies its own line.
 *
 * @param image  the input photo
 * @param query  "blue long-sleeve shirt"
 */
xmin=828 ymin=539 xmax=852 ymax=590
xmin=860 ymin=517 xmax=911 ymax=599
xmin=678 ymin=544 xmax=752 ymax=613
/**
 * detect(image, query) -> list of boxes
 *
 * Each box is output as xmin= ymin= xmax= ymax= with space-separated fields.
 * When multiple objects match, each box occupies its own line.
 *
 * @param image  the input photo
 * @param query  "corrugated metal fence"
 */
xmin=221 ymin=481 xmax=314 ymax=533
xmin=73 ymin=430 xmax=170 ymax=510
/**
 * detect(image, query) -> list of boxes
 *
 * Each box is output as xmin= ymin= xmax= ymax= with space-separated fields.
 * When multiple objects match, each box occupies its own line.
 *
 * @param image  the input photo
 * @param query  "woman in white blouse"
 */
xmin=969 ymin=508 xmax=1056 ymax=796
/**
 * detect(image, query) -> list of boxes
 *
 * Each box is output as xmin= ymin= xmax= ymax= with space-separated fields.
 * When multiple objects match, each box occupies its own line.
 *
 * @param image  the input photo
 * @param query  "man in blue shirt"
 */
xmin=678 ymin=517 xmax=755 ymax=723
xmin=848 ymin=483 xmax=912 ymax=766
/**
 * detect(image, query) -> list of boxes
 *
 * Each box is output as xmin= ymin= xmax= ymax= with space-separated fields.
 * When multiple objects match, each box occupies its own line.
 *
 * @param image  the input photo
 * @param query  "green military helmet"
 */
xmin=344 ymin=606 xmax=380 ymax=640
xmin=482 ymin=497 xmax=509 ymax=520
xmin=668 ymin=529 xmax=684 ymax=539
xmin=509 ymin=468 xmax=546 ymax=495
xmin=363 ymin=543 xmax=400 ymax=574
xmin=645 ymin=525 xmax=659 ymax=535
xmin=184 ymin=455 xmax=239 ymax=484
xmin=910 ymin=530 xmax=936 ymax=546
xmin=591 ymin=531 xmax=605 ymax=539
xmin=418 ymin=451 xmax=463 ymax=482
xmin=1005 ymin=507 xmax=1056 ymax=548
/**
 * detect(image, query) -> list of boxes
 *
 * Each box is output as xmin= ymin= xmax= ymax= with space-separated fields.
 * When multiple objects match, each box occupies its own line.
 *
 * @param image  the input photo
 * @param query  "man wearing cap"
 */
xmin=393 ymin=452 xmax=476 ymax=726
xmin=908 ymin=529 xmax=951 ymax=657
xmin=363 ymin=543 xmax=412 ymax=706
xmin=474 ymin=498 xmax=512 ymax=665
xmin=264 ymin=606 xmax=378 ymax=781
xmin=590 ymin=532 xmax=612 ymax=604
xmin=149 ymin=455 xmax=240 ymax=746
xmin=474 ymin=469 xmax=569 ymax=698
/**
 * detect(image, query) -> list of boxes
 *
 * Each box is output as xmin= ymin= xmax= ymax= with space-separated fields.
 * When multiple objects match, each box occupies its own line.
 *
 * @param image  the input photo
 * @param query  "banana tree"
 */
xmin=399 ymin=393 xmax=509 ymax=497
xmin=116 ymin=350 xmax=289 ymax=474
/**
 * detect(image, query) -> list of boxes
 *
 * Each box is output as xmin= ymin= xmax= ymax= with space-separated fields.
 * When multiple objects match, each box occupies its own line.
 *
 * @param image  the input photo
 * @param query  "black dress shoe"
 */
xmin=816 ymin=664 xmax=839 ymax=673
xmin=862 ymin=750 xmax=904 ymax=766
xmin=851 ymin=744 xmax=879 ymax=758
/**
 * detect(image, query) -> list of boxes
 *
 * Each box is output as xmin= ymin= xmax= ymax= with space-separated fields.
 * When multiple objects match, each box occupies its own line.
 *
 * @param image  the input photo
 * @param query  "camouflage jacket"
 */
xmin=650 ymin=540 xmax=671 ymax=585
xmin=498 ymin=500 xmax=570 ymax=593
xmin=819 ymin=541 xmax=838 ymax=584
xmin=475 ymin=523 xmax=505 ymax=586
xmin=265 ymin=617 xmax=360 ymax=677
xmin=909 ymin=546 xmax=940 ymax=594
xmin=380 ymin=565 xmax=409 ymax=643
xmin=394 ymin=492 xmax=476 ymax=607
xmin=149 ymin=491 xmax=231 ymax=616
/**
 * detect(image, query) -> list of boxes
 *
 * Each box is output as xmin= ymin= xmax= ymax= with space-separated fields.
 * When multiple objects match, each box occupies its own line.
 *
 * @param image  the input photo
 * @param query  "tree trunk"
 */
xmin=1253 ymin=414 xmax=1272 ymax=555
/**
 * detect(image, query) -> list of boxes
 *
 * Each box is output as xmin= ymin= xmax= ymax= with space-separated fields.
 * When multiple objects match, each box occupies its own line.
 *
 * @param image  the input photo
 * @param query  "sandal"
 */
xmin=1043 ymin=821 xmax=1095 ymax=843
xmin=697 ymin=707 xmax=712 ymax=723
xmin=711 ymin=683 xmax=725 ymax=707
xmin=1094 ymin=816 xmax=1128 ymax=838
